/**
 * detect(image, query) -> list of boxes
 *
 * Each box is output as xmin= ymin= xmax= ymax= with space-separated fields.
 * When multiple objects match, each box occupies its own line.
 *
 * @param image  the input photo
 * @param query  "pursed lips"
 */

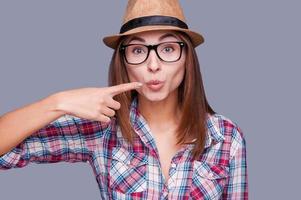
xmin=146 ymin=80 xmax=164 ymax=85
xmin=145 ymin=80 xmax=165 ymax=91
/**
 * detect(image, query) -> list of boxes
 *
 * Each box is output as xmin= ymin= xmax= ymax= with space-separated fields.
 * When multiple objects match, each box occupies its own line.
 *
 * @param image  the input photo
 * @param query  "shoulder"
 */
xmin=207 ymin=113 xmax=246 ymax=158
xmin=208 ymin=113 xmax=245 ymax=140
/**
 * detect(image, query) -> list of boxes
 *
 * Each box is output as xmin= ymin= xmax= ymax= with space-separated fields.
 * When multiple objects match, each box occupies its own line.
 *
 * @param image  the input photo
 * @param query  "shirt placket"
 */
xmin=130 ymin=97 xmax=193 ymax=198
xmin=133 ymin=116 xmax=179 ymax=198
xmin=167 ymin=147 xmax=194 ymax=199
xmin=134 ymin=119 xmax=193 ymax=199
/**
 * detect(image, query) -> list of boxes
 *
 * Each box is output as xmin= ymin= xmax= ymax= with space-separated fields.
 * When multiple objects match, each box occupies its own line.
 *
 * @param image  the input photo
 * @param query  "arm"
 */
xmin=222 ymin=126 xmax=248 ymax=199
xmin=0 ymin=82 xmax=142 ymax=169
xmin=0 ymin=93 xmax=108 ymax=169
xmin=0 ymin=94 xmax=64 ymax=156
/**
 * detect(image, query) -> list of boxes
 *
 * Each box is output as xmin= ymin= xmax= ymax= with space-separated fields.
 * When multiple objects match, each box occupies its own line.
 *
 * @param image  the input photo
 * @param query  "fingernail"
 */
xmin=137 ymin=82 xmax=143 ymax=87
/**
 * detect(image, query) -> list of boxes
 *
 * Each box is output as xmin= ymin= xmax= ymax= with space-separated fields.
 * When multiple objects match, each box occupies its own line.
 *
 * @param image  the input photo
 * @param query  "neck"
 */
xmin=137 ymin=90 xmax=181 ymax=132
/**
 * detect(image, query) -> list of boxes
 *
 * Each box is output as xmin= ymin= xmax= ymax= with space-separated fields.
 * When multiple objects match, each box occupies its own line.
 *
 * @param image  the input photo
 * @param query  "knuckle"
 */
xmin=116 ymin=102 xmax=121 ymax=109
xmin=106 ymin=110 xmax=115 ymax=117
xmin=96 ymin=105 xmax=103 ymax=112
xmin=98 ymin=98 xmax=105 ymax=104
xmin=101 ymin=116 xmax=111 ymax=123
xmin=111 ymin=110 xmax=116 ymax=116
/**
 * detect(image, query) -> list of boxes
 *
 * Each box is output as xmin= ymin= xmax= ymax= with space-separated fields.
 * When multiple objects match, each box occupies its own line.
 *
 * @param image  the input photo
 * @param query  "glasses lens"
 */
xmin=125 ymin=44 xmax=148 ymax=64
xmin=123 ymin=42 xmax=183 ymax=64
xmin=157 ymin=42 xmax=181 ymax=62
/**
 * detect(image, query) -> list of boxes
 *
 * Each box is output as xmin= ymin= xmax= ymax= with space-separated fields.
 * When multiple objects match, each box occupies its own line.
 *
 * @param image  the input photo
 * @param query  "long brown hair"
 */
xmin=108 ymin=31 xmax=216 ymax=160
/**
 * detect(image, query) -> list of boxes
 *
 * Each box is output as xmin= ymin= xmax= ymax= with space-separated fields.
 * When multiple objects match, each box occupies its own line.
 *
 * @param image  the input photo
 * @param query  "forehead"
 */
xmin=124 ymin=30 xmax=181 ymax=43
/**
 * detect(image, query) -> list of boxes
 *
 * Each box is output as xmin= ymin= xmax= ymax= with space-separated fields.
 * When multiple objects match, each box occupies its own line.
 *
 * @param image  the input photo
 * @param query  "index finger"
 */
xmin=109 ymin=82 xmax=143 ymax=96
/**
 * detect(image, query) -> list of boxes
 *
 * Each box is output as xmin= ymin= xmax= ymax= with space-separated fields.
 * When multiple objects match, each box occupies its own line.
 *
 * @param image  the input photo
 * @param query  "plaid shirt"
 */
xmin=0 ymin=96 xmax=248 ymax=199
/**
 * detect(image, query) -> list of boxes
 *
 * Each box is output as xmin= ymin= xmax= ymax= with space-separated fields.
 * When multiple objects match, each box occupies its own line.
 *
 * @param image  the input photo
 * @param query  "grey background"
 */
xmin=0 ymin=0 xmax=300 ymax=199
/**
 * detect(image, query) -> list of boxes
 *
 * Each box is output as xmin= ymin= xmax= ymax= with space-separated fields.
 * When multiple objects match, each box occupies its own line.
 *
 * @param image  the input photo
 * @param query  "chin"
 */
xmin=139 ymin=90 xmax=169 ymax=102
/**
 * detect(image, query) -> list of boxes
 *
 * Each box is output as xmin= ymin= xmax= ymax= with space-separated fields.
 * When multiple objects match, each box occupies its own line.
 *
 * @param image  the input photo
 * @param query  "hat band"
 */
xmin=120 ymin=15 xmax=188 ymax=34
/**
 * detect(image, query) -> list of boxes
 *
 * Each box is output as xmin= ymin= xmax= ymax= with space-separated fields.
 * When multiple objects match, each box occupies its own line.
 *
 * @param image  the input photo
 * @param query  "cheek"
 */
xmin=126 ymin=68 xmax=142 ymax=82
xmin=168 ymin=64 xmax=185 ymax=89
xmin=170 ymin=53 xmax=186 ymax=87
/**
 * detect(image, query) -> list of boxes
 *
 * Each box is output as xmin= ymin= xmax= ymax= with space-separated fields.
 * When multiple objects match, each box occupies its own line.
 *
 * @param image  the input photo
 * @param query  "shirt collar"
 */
xmin=129 ymin=96 xmax=225 ymax=149
xmin=204 ymin=113 xmax=225 ymax=147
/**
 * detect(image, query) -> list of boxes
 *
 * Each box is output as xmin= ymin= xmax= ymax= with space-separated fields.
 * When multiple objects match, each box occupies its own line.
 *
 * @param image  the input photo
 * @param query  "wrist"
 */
xmin=46 ymin=92 xmax=67 ymax=116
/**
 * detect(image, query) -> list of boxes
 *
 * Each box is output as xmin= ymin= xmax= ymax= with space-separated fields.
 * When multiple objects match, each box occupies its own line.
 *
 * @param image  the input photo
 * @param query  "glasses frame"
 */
xmin=119 ymin=41 xmax=185 ymax=65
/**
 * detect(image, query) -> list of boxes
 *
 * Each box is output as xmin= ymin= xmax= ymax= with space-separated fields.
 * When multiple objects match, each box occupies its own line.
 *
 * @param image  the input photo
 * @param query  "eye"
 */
xmin=132 ymin=47 xmax=146 ymax=55
xmin=162 ymin=46 xmax=175 ymax=53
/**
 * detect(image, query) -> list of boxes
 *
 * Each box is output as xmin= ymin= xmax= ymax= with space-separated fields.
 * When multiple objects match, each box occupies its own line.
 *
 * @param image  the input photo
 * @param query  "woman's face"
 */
xmin=123 ymin=30 xmax=186 ymax=102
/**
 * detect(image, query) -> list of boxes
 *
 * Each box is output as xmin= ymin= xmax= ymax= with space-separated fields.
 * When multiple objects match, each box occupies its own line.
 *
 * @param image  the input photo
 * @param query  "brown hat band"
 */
xmin=119 ymin=15 xmax=189 ymax=34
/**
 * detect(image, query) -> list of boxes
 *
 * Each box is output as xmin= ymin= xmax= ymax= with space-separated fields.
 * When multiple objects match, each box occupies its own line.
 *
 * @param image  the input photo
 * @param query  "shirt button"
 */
xmin=171 ymin=163 xmax=176 ymax=168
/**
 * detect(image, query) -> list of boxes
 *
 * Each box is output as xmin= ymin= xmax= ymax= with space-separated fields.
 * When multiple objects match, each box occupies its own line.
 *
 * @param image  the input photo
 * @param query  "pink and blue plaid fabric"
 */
xmin=0 ymin=97 xmax=248 ymax=199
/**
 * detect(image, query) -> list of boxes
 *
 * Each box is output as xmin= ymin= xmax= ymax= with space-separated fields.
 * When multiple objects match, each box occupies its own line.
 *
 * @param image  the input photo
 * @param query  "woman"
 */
xmin=0 ymin=0 xmax=248 ymax=199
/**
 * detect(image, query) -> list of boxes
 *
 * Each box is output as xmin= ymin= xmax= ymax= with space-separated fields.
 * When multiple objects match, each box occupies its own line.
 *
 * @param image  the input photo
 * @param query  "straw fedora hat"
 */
xmin=102 ymin=0 xmax=204 ymax=49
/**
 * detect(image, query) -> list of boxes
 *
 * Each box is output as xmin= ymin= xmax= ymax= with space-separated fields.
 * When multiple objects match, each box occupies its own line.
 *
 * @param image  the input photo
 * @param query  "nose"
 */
xmin=147 ymin=49 xmax=161 ymax=72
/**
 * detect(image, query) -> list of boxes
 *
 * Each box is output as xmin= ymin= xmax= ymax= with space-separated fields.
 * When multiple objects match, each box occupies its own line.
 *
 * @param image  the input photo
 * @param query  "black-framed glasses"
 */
xmin=119 ymin=41 xmax=185 ymax=65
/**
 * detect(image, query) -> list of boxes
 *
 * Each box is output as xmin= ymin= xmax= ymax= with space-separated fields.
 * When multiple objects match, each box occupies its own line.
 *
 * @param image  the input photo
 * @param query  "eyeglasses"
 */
xmin=119 ymin=41 xmax=185 ymax=65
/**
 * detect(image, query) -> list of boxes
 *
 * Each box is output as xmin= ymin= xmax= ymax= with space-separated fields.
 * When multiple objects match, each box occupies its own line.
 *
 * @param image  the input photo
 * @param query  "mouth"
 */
xmin=146 ymin=80 xmax=164 ymax=91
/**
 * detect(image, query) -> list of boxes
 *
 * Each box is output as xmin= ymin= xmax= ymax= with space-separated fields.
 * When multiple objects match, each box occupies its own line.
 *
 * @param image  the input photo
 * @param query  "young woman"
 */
xmin=0 ymin=0 xmax=248 ymax=199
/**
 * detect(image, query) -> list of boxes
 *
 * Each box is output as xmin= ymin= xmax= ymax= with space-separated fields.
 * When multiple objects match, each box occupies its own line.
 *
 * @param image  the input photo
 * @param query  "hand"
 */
xmin=54 ymin=82 xmax=143 ymax=122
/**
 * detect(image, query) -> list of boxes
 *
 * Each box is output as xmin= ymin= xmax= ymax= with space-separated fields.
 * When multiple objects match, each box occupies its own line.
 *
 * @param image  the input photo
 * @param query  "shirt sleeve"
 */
xmin=0 ymin=114 xmax=110 ymax=170
xmin=222 ymin=126 xmax=248 ymax=199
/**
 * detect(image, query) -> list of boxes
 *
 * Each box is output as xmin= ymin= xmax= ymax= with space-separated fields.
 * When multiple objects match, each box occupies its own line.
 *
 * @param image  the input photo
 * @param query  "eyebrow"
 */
xmin=127 ymin=33 xmax=178 ymax=44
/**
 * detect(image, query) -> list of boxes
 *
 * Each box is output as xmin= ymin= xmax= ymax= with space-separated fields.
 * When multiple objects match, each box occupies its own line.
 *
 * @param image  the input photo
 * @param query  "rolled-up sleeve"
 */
xmin=0 ymin=114 xmax=109 ymax=170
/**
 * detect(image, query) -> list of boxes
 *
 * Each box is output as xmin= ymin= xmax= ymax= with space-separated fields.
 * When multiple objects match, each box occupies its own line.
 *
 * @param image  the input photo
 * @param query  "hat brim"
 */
xmin=102 ymin=25 xmax=204 ymax=49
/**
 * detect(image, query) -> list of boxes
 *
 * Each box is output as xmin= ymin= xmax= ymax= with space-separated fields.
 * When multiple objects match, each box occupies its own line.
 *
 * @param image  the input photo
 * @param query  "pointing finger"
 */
xmin=109 ymin=82 xmax=143 ymax=96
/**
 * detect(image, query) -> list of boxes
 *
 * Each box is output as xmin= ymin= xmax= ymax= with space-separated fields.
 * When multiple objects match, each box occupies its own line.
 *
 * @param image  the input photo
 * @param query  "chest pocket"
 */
xmin=190 ymin=161 xmax=229 ymax=200
xmin=109 ymin=146 xmax=148 ymax=194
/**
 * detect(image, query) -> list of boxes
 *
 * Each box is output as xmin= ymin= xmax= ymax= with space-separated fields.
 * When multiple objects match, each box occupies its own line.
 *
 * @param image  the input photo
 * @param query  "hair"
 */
xmin=108 ymin=30 xmax=216 ymax=160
